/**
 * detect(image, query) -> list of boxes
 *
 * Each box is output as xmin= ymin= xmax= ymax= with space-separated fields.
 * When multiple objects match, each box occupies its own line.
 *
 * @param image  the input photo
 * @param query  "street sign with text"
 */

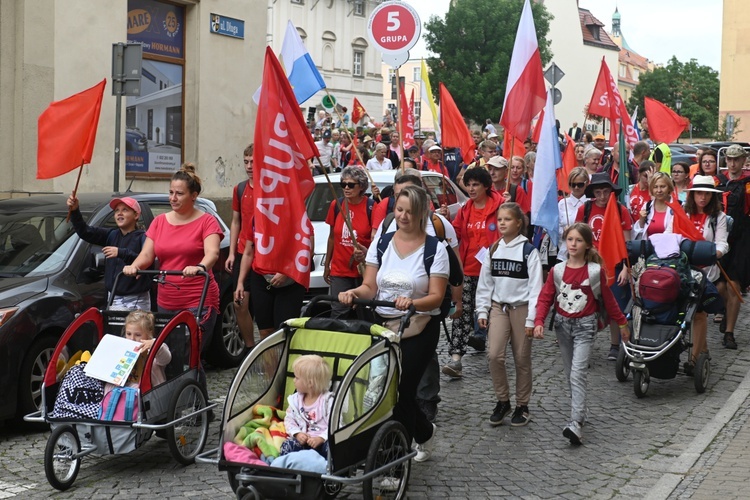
xmin=368 ymin=1 xmax=420 ymax=68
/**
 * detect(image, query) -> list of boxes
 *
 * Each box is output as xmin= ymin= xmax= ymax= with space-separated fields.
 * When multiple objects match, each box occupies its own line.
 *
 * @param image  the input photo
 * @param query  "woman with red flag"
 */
xmin=575 ymin=173 xmax=633 ymax=361
xmin=683 ymin=176 xmax=730 ymax=365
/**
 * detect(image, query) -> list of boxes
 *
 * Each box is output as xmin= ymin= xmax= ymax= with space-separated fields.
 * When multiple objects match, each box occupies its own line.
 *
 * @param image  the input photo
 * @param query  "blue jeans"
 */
xmin=554 ymin=313 xmax=597 ymax=424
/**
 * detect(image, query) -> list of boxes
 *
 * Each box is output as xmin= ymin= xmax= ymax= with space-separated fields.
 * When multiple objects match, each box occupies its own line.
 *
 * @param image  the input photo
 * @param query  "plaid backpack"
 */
xmin=51 ymin=363 xmax=104 ymax=420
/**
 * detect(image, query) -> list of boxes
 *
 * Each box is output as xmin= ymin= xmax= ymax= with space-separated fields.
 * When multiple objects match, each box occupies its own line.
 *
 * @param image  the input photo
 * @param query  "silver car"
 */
xmin=304 ymin=170 xmax=467 ymax=298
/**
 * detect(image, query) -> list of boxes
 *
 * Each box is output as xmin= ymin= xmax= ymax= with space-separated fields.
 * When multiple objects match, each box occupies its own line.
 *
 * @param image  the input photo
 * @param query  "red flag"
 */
xmin=586 ymin=58 xmax=638 ymax=147
xmin=644 ymin=97 xmax=690 ymax=144
xmin=399 ymin=84 xmax=415 ymax=149
xmin=503 ymin=129 xmax=526 ymax=160
xmin=667 ymin=199 xmax=704 ymax=241
xmin=37 ymin=79 xmax=106 ymax=179
xmin=254 ymin=47 xmax=317 ymax=288
xmin=499 ymin=0 xmax=547 ymax=141
xmin=599 ymin=193 xmax=628 ymax=285
xmin=439 ymin=83 xmax=476 ymax=163
xmin=351 ymin=97 xmax=367 ymax=126
xmin=531 ymin=109 xmax=545 ymax=144
xmin=557 ymin=132 xmax=576 ymax=194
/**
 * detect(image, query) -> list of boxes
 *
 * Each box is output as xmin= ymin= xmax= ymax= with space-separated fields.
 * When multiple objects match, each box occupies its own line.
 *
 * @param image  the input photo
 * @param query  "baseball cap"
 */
xmin=725 ymin=144 xmax=748 ymax=158
xmin=322 ymin=129 xmax=332 ymax=139
xmin=594 ymin=134 xmax=606 ymax=140
xmin=110 ymin=197 xmax=141 ymax=215
xmin=428 ymin=145 xmax=442 ymax=152
xmin=487 ymin=156 xmax=508 ymax=169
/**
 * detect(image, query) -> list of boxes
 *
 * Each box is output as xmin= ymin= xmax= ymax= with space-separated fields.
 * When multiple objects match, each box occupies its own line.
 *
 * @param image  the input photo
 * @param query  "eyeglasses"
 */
xmin=340 ymin=181 xmax=358 ymax=189
xmin=701 ymin=160 xmax=716 ymax=164
xmin=244 ymin=159 xmax=253 ymax=165
xmin=672 ymin=170 xmax=685 ymax=175
xmin=570 ymin=182 xmax=586 ymax=189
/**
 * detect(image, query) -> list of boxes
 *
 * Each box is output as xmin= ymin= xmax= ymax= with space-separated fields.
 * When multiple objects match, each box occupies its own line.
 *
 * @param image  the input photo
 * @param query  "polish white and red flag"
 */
xmin=499 ymin=0 xmax=547 ymax=142
xmin=253 ymin=46 xmax=317 ymax=288
xmin=587 ymin=57 xmax=639 ymax=147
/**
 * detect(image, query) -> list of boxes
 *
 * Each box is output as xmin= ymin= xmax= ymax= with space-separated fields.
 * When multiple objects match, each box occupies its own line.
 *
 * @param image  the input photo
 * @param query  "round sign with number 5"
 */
xmin=368 ymin=1 xmax=421 ymax=54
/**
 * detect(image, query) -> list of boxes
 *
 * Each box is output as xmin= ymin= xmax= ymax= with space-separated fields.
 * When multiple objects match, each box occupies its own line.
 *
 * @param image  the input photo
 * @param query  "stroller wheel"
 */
xmin=634 ymin=368 xmax=650 ymax=398
xmin=45 ymin=424 xmax=81 ymax=491
xmin=694 ymin=353 xmax=711 ymax=394
xmin=615 ymin=347 xmax=630 ymax=382
xmin=167 ymin=379 xmax=209 ymax=465
xmin=363 ymin=420 xmax=411 ymax=500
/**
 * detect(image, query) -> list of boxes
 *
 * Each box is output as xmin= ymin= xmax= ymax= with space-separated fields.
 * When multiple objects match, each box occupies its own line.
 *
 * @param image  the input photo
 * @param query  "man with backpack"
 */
xmin=225 ymin=144 xmax=256 ymax=350
xmin=372 ymin=172 xmax=463 ymax=422
xmin=575 ymin=173 xmax=633 ymax=360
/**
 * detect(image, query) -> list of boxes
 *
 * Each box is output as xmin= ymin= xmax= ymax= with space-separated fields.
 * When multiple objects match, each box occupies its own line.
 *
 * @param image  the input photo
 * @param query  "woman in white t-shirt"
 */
xmin=339 ymin=185 xmax=448 ymax=463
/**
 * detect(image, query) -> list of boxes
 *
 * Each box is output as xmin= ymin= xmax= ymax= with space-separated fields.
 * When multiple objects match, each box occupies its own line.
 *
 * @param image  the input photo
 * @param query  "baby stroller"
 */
xmin=196 ymin=296 xmax=417 ymax=500
xmin=616 ymin=239 xmax=719 ymax=397
xmin=24 ymin=270 xmax=216 ymax=491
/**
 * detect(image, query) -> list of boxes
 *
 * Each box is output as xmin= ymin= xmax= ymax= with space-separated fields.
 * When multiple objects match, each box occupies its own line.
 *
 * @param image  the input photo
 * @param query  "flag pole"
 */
xmin=505 ymin=135 xmax=515 ymax=194
xmin=325 ymin=89 xmax=380 ymax=201
xmin=396 ymin=67 xmax=405 ymax=175
xmin=66 ymin=163 xmax=85 ymax=222
xmin=314 ymin=155 xmax=365 ymax=275
xmin=718 ymin=263 xmax=745 ymax=303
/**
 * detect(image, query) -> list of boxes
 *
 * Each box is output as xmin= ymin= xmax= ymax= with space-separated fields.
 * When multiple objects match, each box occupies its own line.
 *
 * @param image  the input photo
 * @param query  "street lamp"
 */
xmin=675 ymin=97 xmax=683 ymax=142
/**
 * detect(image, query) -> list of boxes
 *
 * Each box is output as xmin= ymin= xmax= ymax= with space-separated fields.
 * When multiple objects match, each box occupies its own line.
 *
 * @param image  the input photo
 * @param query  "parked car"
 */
xmin=0 ymin=193 xmax=246 ymax=421
xmin=693 ymin=142 xmax=750 ymax=167
xmin=304 ymin=170 xmax=467 ymax=299
xmin=125 ymin=129 xmax=148 ymax=152
xmin=668 ymin=143 xmax=700 ymax=155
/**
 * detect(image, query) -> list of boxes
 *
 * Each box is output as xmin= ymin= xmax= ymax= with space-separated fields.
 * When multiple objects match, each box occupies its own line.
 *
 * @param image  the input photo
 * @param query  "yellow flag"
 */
xmin=420 ymin=59 xmax=440 ymax=140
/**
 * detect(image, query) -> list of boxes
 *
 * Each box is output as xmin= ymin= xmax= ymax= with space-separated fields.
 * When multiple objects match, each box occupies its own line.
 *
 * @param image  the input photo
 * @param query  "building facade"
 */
xmin=0 ymin=0 xmax=265 ymax=199
xmin=380 ymin=59 xmax=438 ymax=134
xmin=540 ymin=1 xmax=620 ymax=137
xmin=720 ymin=0 xmax=750 ymax=142
xmin=267 ymin=0 xmax=384 ymax=128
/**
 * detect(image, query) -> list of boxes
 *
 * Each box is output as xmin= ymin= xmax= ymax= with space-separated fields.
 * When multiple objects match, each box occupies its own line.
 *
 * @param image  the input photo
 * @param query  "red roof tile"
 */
xmin=579 ymin=8 xmax=619 ymax=51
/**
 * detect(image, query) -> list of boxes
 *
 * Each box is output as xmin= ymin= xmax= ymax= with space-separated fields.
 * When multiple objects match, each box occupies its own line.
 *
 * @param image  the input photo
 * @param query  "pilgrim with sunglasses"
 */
xmin=556 ymin=167 xmax=589 ymax=261
xmin=323 ymin=166 xmax=374 ymax=318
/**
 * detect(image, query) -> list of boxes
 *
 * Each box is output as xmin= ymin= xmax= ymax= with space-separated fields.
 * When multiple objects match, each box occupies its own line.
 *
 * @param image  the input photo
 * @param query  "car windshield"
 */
xmin=0 ymin=212 xmax=78 ymax=277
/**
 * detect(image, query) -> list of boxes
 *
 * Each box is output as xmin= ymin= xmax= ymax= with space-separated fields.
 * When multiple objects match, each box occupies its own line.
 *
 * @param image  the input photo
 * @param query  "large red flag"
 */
xmin=667 ymin=199 xmax=705 ymax=241
xmin=503 ymin=129 xmax=527 ymax=160
xmin=499 ymin=0 xmax=547 ymax=142
xmin=586 ymin=58 xmax=638 ymax=147
xmin=254 ymin=47 xmax=318 ymax=288
xmin=37 ymin=79 xmax=106 ymax=179
xmin=557 ymin=132 xmax=577 ymax=194
xmin=599 ymin=193 xmax=629 ymax=285
xmin=439 ymin=83 xmax=476 ymax=163
xmin=351 ymin=97 xmax=367 ymax=126
xmin=531 ymin=109 xmax=545 ymax=144
xmin=399 ymin=84 xmax=415 ymax=149
xmin=644 ymin=97 xmax=690 ymax=144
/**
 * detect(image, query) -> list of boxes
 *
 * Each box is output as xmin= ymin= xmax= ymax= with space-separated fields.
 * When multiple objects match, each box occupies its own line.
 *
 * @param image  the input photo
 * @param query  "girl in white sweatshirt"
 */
xmin=476 ymin=203 xmax=544 ymax=427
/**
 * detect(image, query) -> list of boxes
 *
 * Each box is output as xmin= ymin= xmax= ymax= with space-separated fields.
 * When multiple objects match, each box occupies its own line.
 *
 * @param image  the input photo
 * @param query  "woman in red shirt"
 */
xmin=323 ymin=167 xmax=373 ymax=318
xmin=633 ymin=172 xmax=675 ymax=240
xmin=443 ymin=167 xmax=502 ymax=378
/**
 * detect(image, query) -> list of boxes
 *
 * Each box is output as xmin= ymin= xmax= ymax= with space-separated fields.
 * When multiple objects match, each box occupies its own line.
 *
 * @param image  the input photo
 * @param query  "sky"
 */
xmin=408 ymin=0 xmax=722 ymax=72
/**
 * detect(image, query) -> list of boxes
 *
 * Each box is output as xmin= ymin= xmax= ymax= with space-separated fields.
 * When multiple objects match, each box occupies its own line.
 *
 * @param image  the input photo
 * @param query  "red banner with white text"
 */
xmin=587 ymin=58 xmax=639 ymax=147
xmin=400 ymin=84 xmax=415 ymax=149
xmin=253 ymin=47 xmax=317 ymax=288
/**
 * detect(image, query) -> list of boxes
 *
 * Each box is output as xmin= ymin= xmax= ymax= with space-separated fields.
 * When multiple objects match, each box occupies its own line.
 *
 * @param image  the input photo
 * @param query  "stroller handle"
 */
xmin=108 ymin=270 xmax=210 ymax=319
xmin=304 ymin=295 xmax=418 ymax=336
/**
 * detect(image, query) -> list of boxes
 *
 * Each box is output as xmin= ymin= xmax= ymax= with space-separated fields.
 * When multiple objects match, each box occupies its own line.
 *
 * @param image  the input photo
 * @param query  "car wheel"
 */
xmin=19 ymin=334 xmax=58 ymax=418
xmin=207 ymin=294 xmax=249 ymax=368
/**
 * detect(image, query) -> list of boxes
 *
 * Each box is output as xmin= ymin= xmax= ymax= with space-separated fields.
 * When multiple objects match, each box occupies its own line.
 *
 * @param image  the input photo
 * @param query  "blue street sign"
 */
xmin=210 ymin=13 xmax=244 ymax=39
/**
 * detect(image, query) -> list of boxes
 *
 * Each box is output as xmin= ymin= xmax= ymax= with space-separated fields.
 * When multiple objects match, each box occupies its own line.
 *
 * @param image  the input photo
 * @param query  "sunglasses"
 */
xmin=340 ymin=181 xmax=358 ymax=189
xmin=570 ymin=182 xmax=586 ymax=189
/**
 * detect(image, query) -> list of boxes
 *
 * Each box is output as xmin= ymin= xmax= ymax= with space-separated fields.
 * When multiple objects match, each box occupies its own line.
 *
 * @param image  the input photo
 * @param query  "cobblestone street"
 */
xmin=2 ymin=310 xmax=749 ymax=499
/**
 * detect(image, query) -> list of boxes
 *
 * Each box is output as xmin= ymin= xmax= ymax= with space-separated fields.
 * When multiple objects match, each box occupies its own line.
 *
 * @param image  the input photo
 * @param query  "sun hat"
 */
xmin=686 ymin=175 xmax=723 ymax=193
xmin=428 ymin=145 xmax=442 ymax=152
xmin=109 ymin=197 xmax=141 ymax=215
xmin=584 ymin=172 xmax=621 ymax=197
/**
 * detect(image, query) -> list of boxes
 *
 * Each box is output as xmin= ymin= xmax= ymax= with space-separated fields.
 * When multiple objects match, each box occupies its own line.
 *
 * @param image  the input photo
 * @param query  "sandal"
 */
xmin=714 ymin=314 xmax=724 ymax=324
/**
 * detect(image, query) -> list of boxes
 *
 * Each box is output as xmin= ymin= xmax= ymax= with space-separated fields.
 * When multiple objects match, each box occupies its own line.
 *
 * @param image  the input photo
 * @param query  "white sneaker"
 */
xmin=563 ymin=421 xmax=583 ymax=445
xmin=414 ymin=423 xmax=436 ymax=462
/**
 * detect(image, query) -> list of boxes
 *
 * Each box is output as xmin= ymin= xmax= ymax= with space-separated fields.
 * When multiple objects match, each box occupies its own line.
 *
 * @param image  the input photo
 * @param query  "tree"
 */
xmin=629 ymin=57 xmax=719 ymax=139
xmin=423 ymin=0 xmax=552 ymax=125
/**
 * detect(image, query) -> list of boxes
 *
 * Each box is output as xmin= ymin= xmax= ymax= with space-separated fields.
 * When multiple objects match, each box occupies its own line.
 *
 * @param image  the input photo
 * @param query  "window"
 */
xmin=388 ymin=69 xmax=395 ymax=83
xmin=633 ymin=69 xmax=640 ymax=81
xmin=353 ymin=51 xmax=363 ymax=77
xmin=413 ymin=67 xmax=421 ymax=81
xmin=415 ymin=101 xmax=421 ymax=121
xmin=619 ymin=64 xmax=626 ymax=78
xmin=291 ymin=0 xmax=303 ymax=4
xmin=353 ymin=1 xmax=365 ymax=16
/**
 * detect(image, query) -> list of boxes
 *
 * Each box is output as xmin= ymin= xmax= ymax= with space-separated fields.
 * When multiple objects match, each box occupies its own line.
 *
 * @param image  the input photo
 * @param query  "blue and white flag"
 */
xmin=631 ymin=105 xmax=641 ymax=140
xmin=530 ymin=89 xmax=561 ymax=246
xmin=254 ymin=21 xmax=326 ymax=104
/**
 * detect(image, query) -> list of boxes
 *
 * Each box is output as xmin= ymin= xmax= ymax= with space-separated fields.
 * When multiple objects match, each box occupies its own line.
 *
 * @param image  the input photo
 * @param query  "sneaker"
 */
xmin=607 ymin=344 xmax=620 ymax=361
xmin=417 ymin=399 xmax=438 ymax=423
xmin=723 ymin=332 xmax=737 ymax=350
xmin=441 ymin=359 xmax=463 ymax=378
xmin=563 ymin=421 xmax=583 ymax=445
xmin=467 ymin=334 xmax=486 ymax=352
xmin=414 ymin=423 xmax=436 ymax=463
xmin=510 ymin=405 xmax=531 ymax=427
xmin=489 ymin=400 xmax=511 ymax=426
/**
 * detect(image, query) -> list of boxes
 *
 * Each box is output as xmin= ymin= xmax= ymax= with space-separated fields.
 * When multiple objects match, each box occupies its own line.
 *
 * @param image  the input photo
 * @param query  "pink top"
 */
xmin=285 ymin=391 xmax=334 ymax=441
xmin=146 ymin=213 xmax=223 ymax=312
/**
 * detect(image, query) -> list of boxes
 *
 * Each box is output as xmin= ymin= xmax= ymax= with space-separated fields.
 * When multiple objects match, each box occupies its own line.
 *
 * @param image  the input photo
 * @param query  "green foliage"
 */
xmin=715 ymin=115 xmax=742 ymax=141
xmin=629 ymin=56 xmax=719 ymax=139
xmin=423 ymin=0 xmax=552 ymax=125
